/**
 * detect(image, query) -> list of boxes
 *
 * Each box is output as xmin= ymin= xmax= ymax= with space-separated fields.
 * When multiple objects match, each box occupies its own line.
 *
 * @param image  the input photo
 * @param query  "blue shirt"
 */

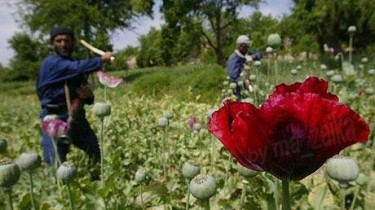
xmin=36 ymin=55 xmax=103 ymax=120
xmin=227 ymin=50 xmax=263 ymax=82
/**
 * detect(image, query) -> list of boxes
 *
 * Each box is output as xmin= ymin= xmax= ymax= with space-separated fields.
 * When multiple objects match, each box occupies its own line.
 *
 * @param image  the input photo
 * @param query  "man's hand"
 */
xmin=101 ymin=52 xmax=114 ymax=63
xmin=76 ymin=85 xmax=94 ymax=99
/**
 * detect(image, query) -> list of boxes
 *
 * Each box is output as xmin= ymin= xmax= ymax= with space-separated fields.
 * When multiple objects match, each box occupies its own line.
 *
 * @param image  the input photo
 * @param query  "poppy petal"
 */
xmin=209 ymin=100 xmax=263 ymax=171
xmin=96 ymin=71 xmax=124 ymax=88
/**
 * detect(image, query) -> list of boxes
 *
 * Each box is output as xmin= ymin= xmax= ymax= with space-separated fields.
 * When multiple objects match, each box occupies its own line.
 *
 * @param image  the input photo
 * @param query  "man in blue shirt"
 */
xmin=227 ymin=35 xmax=263 ymax=101
xmin=36 ymin=26 xmax=113 ymax=177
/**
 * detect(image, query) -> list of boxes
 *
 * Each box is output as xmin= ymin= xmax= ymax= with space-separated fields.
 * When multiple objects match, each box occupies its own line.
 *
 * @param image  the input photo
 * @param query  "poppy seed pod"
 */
xmin=266 ymin=47 xmax=273 ymax=53
xmin=290 ymin=69 xmax=298 ymax=76
xmin=135 ymin=168 xmax=147 ymax=183
xmin=361 ymin=57 xmax=368 ymax=63
xmin=320 ymin=64 xmax=327 ymax=70
xmin=325 ymin=70 xmax=335 ymax=77
xmin=56 ymin=162 xmax=76 ymax=183
xmin=164 ymin=111 xmax=174 ymax=120
xmin=0 ymin=139 xmax=7 ymax=153
xmin=229 ymin=82 xmax=237 ymax=89
xmin=367 ymin=69 xmax=375 ymax=75
xmin=249 ymin=75 xmax=257 ymax=82
xmin=16 ymin=151 xmax=41 ymax=172
xmin=158 ymin=117 xmax=168 ymax=127
xmin=330 ymin=75 xmax=344 ymax=83
xmin=254 ymin=61 xmax=261 ymax=66
xmin=193 ymin=123 xmax=202 ymax=133
xmin=189 ymin=174 xmax=216 ymax=200
xmin=92 ymin=102 xmax=111 ymax=118
xmin=182 ymin=161 xmax=200 ymax=179
xmin=364 ymin=87 xmax=374 ymax=95
xmin=348 ymin=25 xmax=356 ymax=33
xmin=237 ymin=163 xmax=257 ymax=179
xmin=0 ymin=159 xmax=21 ymax=188
xmin=267 ymin=34 xmax=281 ymax=48
xmin=326 ymin=156 xmax=359 ymax=187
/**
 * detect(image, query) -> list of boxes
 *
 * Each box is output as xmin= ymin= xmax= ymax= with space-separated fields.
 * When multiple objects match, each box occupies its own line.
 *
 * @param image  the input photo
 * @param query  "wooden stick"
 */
xmin=80 ymin=39 xmax=115 ymax=61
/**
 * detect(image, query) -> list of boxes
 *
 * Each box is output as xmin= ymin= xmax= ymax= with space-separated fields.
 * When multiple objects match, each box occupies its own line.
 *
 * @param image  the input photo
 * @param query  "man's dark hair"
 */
xmin=50 ymin=26 xmax=74 ymax=42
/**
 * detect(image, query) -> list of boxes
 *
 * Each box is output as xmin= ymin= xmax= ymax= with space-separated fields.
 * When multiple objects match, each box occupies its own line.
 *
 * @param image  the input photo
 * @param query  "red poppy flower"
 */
xmin=209 ymin=77 xmax=370 ymax=180
xmin=96 ymin=71 xmax=124 ymax=88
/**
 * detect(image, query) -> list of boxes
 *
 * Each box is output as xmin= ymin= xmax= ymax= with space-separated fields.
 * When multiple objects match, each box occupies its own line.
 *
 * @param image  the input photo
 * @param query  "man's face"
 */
xmin=238 ymin=44 xmax=249 ymax=55
xmin=52 ymin=34 xmax=74 ymax=58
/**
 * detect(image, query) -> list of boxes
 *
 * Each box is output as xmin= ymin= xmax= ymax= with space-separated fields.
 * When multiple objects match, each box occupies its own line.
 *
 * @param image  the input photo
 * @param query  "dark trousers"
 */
xmin=41 ymin=116 xmax=100 ymax=166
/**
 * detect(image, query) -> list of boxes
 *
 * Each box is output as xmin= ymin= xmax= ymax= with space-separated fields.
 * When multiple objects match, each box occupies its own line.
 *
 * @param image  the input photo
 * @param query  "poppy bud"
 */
xmin=164 ymin=111 xmax=174 ymax=119
xmin=0 ymin=159 xmax=21 ymax=188
xmin=189 ymin=174 xmax=216 ymax=200
xmin=207 ymin=109 xmax=216 ymax=120
xmin=237 ymin=163 xmax=257 ymax=179
xmin=326 ymin=156 xmax=359 ymax=187
xmin=296 ymin=65 xmax=302 ymax=70
xmin=56 ymin=162 xmax=76 ymax=183
xmin=182 ymin=161 xmax=200 ymax=180
xmin=223 ymin=81 xmax=229 ymax=86
xmin=158 ymin=117 xmax=168 ymax=127
xmin=135 ymin=167 xmax=147 ymax=183
xmin=254 ymin=61 xmax=261 ymax=66
xmin=0 ymin=139 xmax=7 ymax=153
xmin=16 ymin=151 xmax=41 ymax=172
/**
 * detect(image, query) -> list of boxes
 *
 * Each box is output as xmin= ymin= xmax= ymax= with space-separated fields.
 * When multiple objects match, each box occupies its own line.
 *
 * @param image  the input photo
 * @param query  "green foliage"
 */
xmin=286 ymin=0 xmax=375 ymax=53
xmin=6 ymin=33 xmax=49 ymax=81
xmin=160 ymin=0 xmax=261 ymax=66
xmin=129 ymin=63 xmax=226 ymax=102
xmin=137 ymin=28 xmax=164 ymax=68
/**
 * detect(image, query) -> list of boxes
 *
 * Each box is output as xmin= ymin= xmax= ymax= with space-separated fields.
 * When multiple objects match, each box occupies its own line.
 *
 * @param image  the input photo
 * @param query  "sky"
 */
xmin=0 ymin=0 xmax=293 ymax=67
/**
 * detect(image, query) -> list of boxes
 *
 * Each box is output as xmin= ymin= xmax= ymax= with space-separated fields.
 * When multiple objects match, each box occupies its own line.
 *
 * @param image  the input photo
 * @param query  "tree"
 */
xmin=7 ymin=33 xmax=49 ymax=81
xmin=287 ymin=0 xmax=375 ymax=54
xmin=161 ymin=0 xmax=261 ymax=66
xmin=17 ymin=0 xmax=154 ymax=53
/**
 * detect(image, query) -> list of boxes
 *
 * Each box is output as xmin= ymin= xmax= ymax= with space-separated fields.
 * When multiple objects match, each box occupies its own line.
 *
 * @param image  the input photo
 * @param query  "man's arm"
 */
xmin=247 ymin=50 xmax=263 ymax=61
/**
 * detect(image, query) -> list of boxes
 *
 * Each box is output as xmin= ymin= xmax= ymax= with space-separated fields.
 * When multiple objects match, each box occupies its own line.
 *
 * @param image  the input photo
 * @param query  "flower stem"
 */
xmin=204 ymin=199 xmax=210 ymax=210
xmin=282 ymin=180 xmax=291 ymax=210
xmin=186 ymin=181 xmax=190 ymax=210
xmin=349 ymin=187 xmax=359 ymax=210
xmin=29 ymin=172 xmax=36 ymax=210
xmin=274 ymin=178 xmax=279 ymax=210
xmin=349 ymin=35 xmax=353 ymax=64
xmin=140 ymin=184 xmax=144 ymax=210
xmin=210 ymin=136 xmax=215 ymax=170
xmin=100 ymin=117 xmax=105 ymax=180
xmin=240 ymin=180 xmax=247 ymax=209
xmin=5 ymin=188 xmax=13 ymax=210
xmin=67 ymin=183 xmax=75 ymax=210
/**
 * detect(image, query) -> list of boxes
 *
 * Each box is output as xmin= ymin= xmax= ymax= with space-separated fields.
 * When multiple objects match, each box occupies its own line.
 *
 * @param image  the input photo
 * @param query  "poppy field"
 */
xmin=0 ymin=56 xmax=374 ymax=210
